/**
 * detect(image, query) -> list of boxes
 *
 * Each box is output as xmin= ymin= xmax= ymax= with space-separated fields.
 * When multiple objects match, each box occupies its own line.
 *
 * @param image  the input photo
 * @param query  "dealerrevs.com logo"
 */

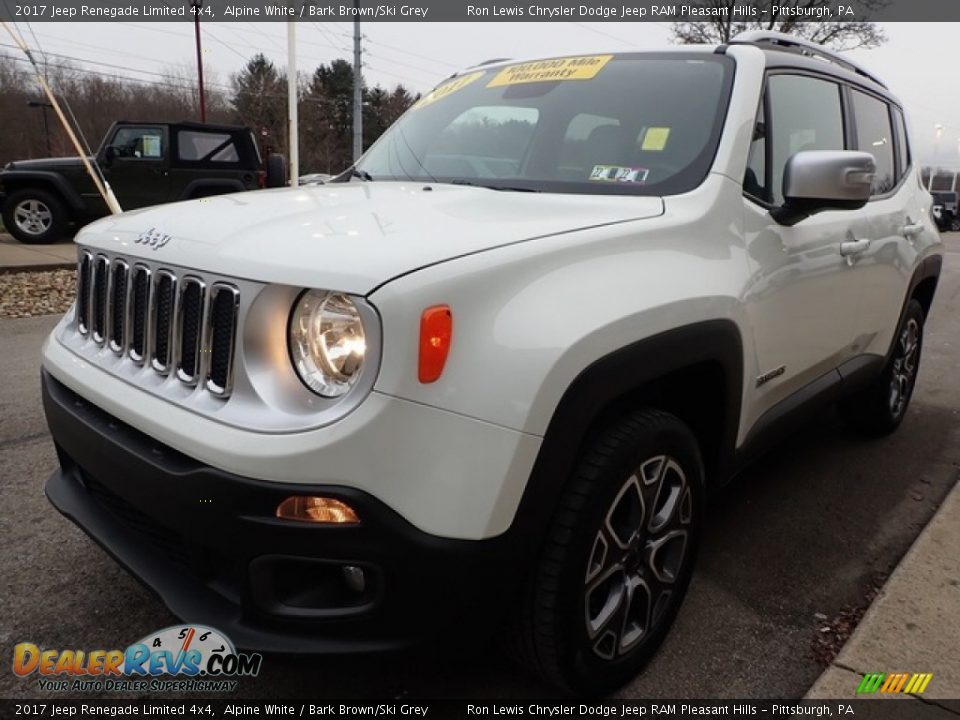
xmin=13 ymin=625 xmax=262 ymax=693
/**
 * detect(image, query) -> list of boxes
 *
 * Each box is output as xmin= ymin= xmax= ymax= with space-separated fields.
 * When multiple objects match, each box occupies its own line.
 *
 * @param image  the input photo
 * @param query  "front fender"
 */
xmin=0 ymin=170 xmax=88 ymax=212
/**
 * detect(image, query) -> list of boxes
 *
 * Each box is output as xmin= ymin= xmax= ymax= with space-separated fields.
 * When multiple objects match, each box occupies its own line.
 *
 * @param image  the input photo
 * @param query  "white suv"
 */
xmin=41 ymin=33 xmax=942 ymax=694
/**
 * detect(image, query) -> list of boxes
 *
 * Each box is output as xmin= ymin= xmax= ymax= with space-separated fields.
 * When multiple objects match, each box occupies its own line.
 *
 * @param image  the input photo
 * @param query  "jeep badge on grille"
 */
xmin=135 ymin=227 xmax=172 ymax=250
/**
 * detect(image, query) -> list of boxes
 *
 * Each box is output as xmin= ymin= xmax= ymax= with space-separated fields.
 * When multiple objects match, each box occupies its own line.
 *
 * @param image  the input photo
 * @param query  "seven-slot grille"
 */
xmin=75 ymin=250 xmax=239 ymax=398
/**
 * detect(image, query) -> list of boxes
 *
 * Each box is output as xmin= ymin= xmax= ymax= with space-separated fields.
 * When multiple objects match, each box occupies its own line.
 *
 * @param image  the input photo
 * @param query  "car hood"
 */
xmin=77 ymin=182 xmax=664 ymax=294
xmin=4 ymin=156 xmax=91 ymax=171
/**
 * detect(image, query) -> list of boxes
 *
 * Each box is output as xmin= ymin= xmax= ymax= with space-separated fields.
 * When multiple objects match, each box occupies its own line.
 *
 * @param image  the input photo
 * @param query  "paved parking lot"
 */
xmin=0 ymin=233 xmax=75 ymax=271
xmin=2 ymin=235 xmax=959 ymax=701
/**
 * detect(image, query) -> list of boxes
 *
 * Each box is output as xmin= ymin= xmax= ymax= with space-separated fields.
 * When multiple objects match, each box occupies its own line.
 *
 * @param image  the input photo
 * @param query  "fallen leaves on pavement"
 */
xmin=0 ymin=269 xmax=76 ymax=319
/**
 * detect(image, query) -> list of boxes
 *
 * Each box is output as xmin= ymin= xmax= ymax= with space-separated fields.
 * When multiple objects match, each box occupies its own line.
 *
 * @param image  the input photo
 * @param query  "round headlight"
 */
xmin=289 ymin=290 xmax=367 ymax=398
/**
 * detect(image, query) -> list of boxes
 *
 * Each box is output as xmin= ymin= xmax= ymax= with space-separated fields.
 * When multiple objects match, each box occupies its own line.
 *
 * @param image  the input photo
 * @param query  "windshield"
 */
xmin=345 ymin=53 xmax=733 ymax=196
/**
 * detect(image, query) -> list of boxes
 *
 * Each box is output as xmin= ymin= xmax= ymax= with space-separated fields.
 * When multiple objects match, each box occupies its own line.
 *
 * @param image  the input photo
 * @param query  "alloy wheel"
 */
xmin=13 ymin=199 xmax=53 ymax=236
xmin=584 ymin=455 xmax=692 ymax=660
xmin=889 ymin=318 xmax=920 ymax=419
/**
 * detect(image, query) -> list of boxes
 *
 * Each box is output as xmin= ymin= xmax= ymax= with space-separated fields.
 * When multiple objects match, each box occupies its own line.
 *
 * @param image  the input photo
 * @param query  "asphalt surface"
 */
xmin=2 ymin=234 xmax=959 ymax=702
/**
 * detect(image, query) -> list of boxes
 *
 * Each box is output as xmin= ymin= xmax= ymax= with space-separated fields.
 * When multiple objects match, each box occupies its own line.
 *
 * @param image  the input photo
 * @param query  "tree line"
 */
xmin=0 ymin=51 xmax=417 ymax=174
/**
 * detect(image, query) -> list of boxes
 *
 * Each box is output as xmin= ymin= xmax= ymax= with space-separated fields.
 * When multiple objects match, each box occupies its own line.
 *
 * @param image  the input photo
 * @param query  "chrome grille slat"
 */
xmin=129 ymin=264 xmax=152 ymax=364
xmin=91 ymin=255 xmax=110 ymax=345
xmin=72 ymin=250 xmax=238 ymax=401
xmin=151 ymin=270 xmax=177 ymax=374
xmin=76 ymin=251 xmax=92 ymax=335
xmin=175 ymin=277 xmax=206 ymax=386
xmin=206 ymin=284 xmax=240 ymax=397
xmin=108 ymin=259 xmax=129 ymax=354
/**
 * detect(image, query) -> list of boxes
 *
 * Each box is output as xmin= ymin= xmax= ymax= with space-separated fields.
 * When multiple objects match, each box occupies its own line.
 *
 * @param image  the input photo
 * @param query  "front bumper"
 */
xmin=42 ymin=370 xmax=524 ymax=653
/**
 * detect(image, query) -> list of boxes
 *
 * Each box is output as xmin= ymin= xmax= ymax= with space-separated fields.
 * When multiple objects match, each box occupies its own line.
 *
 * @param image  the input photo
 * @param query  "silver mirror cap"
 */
xmin=783 ymin=150 xmax=876 ymax=203
xmin=773 ymin=150 xmax=876 ymax=227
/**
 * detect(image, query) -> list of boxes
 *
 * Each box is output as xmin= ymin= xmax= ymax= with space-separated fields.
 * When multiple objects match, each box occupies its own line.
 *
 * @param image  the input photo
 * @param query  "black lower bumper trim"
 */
xmin=41 ymin=369 xmax=522 ymax=654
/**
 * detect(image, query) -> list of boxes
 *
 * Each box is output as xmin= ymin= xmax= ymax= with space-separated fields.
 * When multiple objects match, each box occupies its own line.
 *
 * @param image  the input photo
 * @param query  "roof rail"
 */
xmin=730 ymin=30 xmax=887 ymax=89
xmin=471 ymin=57 xmax=512 ymax=68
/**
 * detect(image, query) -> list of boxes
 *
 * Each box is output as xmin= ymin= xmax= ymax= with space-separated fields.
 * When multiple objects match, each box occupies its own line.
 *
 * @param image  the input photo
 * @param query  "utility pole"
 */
xmin=352 ymin=12 xmax=363 ymax=163
xmin=287 ymin=20 xmax=299 ymax=187
xmin=27 ymin=100 xmax=53 ymax=155
xmin=191 ymin=0 xmax=206 ymax=122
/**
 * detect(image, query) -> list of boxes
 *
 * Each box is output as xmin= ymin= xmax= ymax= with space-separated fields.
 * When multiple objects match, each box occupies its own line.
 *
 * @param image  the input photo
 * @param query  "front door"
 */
xmin=741 ymin=72 xmax=869 ymax=431
xmin=100 ymin=125 xmax=171 ymax=210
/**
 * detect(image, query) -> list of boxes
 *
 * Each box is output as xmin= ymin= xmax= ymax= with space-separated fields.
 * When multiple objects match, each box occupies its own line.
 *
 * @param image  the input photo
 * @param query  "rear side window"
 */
xmin=766 ymin=75 xmax=845 ymax=205
xmin=892 ymin=107 xmax=910 ymax=180
xmin=177 ymin=131 xmax=240 ymax=163
xmin=852 ymin=90 xmax=895 ymax=195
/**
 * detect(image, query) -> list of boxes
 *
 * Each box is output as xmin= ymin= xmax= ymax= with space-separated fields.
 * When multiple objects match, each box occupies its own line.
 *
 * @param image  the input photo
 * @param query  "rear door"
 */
xmin=741 ymin=72 xmax=870 ymax=429
xmin=845 ymin=92 xmax=924 ymax=359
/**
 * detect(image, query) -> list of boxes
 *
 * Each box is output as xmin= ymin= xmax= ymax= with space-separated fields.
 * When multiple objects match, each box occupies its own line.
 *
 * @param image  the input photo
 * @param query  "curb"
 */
xmin=806 ymin=476 xmax=960 ymax=702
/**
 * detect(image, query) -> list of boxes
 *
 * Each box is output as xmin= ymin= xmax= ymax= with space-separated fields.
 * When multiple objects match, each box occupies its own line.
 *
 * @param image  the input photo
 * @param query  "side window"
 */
xmin=108 ymin=127 xmax=164 ymax=160
xmin=743 ymin=99 xmax=768 ymax=202
xmin=767 ymin=75 xmax=845 ymax=206
xmin=852 ymin=90 xmax=895 ymax=194
xmin=892 ymin=107 xmax=910 ymax=180
xmin=177 ymin=131 xmax=239 ymax=163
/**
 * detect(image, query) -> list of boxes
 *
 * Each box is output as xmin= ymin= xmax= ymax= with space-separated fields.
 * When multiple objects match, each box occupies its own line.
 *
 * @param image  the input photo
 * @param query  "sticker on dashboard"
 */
xmin=589 ymin=165 xmax=650 ymax=184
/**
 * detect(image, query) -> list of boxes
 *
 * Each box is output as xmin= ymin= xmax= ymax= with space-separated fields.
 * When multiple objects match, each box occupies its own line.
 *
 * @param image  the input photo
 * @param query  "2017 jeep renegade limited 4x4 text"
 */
xmin=41 ymin=33 xmax=942 ymax=694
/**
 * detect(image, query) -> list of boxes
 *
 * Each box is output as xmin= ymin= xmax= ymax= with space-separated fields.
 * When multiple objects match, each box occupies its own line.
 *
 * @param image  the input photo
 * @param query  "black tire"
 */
xmin=950 ymin=216 xmax=960 ymax=233
xmin=842 ymin=299 xmax=924 ymax=436
xmin=2 ymin=188 xmax=68 ymax=244
xmin=513 ymin=409 xmax=704 ymax=695
xmin=265 ymin=153 xmax=287 ymax=188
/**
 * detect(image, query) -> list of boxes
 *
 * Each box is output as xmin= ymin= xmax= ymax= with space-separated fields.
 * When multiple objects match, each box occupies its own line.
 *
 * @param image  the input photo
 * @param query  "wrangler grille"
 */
xmin=73 ymin=253 xmax=239 ymax=399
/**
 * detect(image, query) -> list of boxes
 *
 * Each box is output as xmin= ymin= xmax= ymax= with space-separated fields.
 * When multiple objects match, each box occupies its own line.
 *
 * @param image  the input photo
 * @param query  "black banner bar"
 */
xmin=0 ymin=0 xmax=957 ymax=23
xmin=3 ymin=700 xmax=960 ymax=719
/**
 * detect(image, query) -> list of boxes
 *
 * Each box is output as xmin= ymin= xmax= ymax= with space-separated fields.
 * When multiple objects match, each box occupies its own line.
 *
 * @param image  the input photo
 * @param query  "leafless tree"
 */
xmin=671 ymin=0 xmax=889 ymax=50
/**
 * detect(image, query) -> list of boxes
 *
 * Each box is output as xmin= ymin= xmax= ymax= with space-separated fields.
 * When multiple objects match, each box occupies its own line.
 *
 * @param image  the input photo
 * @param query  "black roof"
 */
xmin=114 ymin=120 xmax=252 ymax=133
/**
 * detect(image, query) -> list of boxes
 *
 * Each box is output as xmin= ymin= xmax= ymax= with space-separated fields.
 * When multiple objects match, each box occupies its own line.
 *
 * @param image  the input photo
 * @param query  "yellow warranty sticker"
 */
xmin=641 ymin=127 xmax=671 ymax=151
xmin=412 ymin=71 xmax=484 ymax=110
xmin=487 ymin=55 xmax=614 ymax=88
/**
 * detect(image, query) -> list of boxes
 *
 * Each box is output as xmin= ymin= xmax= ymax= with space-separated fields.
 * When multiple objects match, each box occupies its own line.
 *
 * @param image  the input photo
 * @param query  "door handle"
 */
xmin=901 ymin=221 xmax=924 ymax=237
xmin=840 ymin=238 xmax=871 ymax=257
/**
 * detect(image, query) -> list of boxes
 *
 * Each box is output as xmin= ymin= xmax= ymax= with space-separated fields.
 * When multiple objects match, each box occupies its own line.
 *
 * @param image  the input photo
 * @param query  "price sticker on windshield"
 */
xmin=412 ymin=71 xmax=485 ymax=110
xmin=487 ymin=55 xmax=614 ymax=88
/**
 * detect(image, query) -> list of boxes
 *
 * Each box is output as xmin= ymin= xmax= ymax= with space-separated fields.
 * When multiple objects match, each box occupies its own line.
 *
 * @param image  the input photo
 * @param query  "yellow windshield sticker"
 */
xmin=413 ymin=71 xmax=484 ymax=110
xmin=641 ymin=127 xmax=671 ymax=151
xmin=487 ymin=55 xmax=614 ymax=88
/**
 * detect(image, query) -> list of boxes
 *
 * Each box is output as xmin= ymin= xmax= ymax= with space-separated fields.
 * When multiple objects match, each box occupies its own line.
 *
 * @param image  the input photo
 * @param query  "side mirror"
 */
xmin=102 ymin=145 xmax=118 ymax=167
xmin=772 ymin=150 xmax=876 ymax=227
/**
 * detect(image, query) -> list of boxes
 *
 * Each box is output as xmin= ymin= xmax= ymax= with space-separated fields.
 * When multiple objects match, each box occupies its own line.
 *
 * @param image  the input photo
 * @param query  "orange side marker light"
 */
xmin=419 ymin=305 xmax=452 ymax=383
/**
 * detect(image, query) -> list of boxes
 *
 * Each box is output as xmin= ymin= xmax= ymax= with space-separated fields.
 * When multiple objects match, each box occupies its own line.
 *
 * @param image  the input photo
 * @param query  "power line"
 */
xmin=568 ymin=22 xmax=644 ymax=47
xmin=0 ymin=44 xmax=233 ymax=93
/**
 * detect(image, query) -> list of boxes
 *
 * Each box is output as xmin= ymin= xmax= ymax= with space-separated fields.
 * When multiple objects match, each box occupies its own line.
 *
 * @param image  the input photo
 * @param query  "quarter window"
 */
xmin=767 ymin=75 xmax=845 ymax=206
xmin=743 ymin=99 xmax=767 ymax=202
xmin=852 ymin=90 xmax=895 ymax=194
xmin=892 ymin=107 xmax=910 ymax=181
xmin=178 ymin=131 xmax=240 ymax=163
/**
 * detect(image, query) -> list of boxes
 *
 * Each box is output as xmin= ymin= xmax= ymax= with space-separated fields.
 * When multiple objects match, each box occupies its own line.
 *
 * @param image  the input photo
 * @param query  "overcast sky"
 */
xmin=9 ymin=21 xmax=960 ymax=169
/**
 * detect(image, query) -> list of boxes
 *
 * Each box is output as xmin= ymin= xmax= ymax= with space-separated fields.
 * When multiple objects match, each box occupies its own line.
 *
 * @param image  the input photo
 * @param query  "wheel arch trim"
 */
xmin=0 ymin=171 xmax=86 ymax=213
xmin=503 ymin=319 xmax=743 ymax=557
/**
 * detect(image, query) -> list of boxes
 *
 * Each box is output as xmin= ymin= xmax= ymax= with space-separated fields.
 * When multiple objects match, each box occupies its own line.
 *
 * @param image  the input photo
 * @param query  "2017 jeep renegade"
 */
xmin=41 ymin=33 xmax=943 ymax=694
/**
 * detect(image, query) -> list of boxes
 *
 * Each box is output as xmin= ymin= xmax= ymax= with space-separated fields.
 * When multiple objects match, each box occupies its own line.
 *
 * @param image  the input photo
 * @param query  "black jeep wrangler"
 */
xmin=0 ymin=121 xmax=286 ymax=244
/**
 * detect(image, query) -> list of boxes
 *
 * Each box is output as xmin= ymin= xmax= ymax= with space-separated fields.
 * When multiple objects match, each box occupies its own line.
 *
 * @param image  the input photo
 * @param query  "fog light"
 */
xmin=342 ymin=565 xmax=366 ymax=593
xmin=276 ymin=496 xmax=360 ymax=524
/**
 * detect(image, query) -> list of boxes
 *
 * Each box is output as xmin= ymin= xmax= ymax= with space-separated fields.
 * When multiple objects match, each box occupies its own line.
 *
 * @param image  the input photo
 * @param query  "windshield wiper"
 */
xmin=450 ymin=179 xmax=539 ymax=193
xmin=350 ymin=168 xmax=374 ymax=181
